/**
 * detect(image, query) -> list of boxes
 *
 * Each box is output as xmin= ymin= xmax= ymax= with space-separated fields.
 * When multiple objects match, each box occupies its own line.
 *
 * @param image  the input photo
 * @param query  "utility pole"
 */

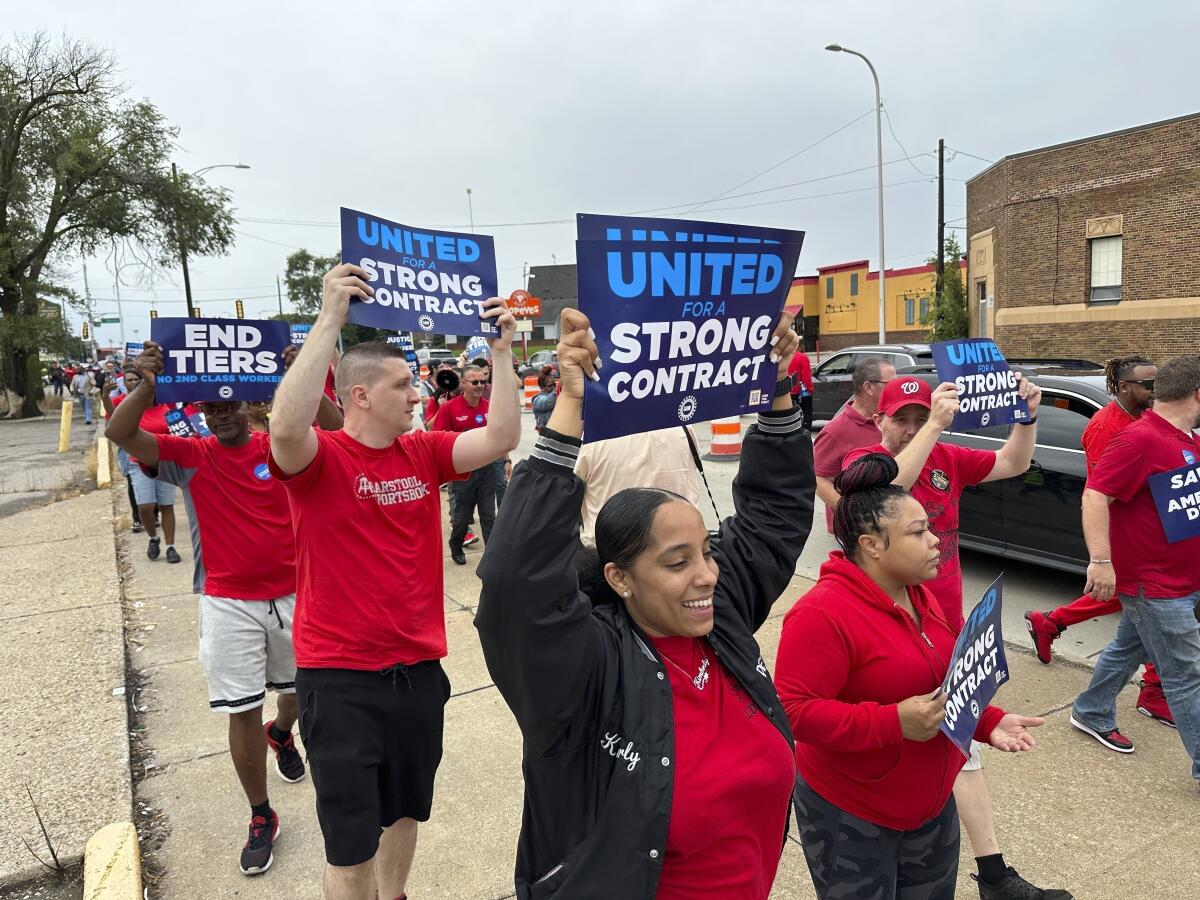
xmin=82 ymin=263 xmax=97 ymax=360
xmin=171 ymin=163 xmax=196 ymax=317
xmin=112 ymin=274 xmax=127 ymax=347
xmin=936 ymin=138 xmax=945 ymax=323
xmin=466 ymin=188 xmax=475 ymax=233
xmin=276 ymin=275 xmax=285 ymax=317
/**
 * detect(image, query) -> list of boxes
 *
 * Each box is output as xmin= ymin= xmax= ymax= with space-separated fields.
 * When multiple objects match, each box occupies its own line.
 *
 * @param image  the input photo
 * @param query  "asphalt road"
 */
xmin=513 ymin=411 xmax=1118 ymax=665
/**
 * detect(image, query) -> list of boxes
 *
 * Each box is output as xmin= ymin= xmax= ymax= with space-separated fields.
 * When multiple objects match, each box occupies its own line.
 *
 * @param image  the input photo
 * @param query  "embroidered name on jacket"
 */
xmin=354 ymin=474 xmax=430 ymax=506
xmin=600 ymin=731 xmax=642 ymax=772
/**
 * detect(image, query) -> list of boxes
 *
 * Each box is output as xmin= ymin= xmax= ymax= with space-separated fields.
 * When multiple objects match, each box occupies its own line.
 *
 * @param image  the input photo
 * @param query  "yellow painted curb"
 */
xmin=96 ymin=434 xmax=113 ymax=488
xmin=83 ymin=822 xmax=142 ymax=900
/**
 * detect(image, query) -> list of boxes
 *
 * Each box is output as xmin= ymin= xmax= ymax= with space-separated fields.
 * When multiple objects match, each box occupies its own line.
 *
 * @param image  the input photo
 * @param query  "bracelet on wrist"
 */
xmin=1018 ymin=415 xmax=1038 ymax=426
xmin=1089 ymin=559 xmax=1112 ymax=565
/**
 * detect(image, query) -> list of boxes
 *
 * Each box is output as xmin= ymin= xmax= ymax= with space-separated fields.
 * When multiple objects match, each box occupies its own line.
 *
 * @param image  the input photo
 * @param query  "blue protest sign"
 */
xmin=940 ymin=575 xmax=1010 ymax=757
xmin=340 ymin=207 xmax=497 ymax=338
xmin=290 ymin=323 xmax=312 ymax=346
xmin=575 ymin=214 xmax=804 ymax=443
xmin=1148 ymin=463 xmax=1200 ymax=543
xmin=150 ymin=318 xmax=291 ymax=404
xmin=465 ymin=335 xmax=490 ymax=360
xmin=125 ymin=341 xmax=144 ymax=359
xmin=384 ymin=332 xmax=420 ymax=381
xmin=931 ymin=339 xmax=1031 ymax=431
xmin=164 ymin=407 xmax=198 ymax=439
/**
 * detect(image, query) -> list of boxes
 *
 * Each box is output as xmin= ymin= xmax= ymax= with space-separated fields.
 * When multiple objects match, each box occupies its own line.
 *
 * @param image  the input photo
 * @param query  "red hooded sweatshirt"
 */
xmin=775 ymin=552 xmax=1005 ymax=831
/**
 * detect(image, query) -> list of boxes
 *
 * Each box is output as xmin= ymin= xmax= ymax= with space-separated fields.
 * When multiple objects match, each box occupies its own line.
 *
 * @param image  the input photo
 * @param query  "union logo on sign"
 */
xmin=218 ymin=385 xmax=233 ymax=399
xmin=677 ymin=395 xmax=698 ymax=422
xmin=418 ymin=315 xmax=435 ymax=332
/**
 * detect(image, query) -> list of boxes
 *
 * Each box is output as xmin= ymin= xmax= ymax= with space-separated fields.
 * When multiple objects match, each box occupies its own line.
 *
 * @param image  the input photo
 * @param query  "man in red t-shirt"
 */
xmin=1025 ymin=356 xmax=1173 ymax=723
xmin=432 ymin=364 xmax=507 ymax=564
xmin=106 ymin=343 xmax=334 ymax=875
xmin=1071 ymin=355 xmax=1200 ymax=780
xmin=813 ymin=356 xmax=896 ymax=533
xmin=267 ymin=264 xmax=520 ymax=900
xmin=844 ymin=374 xmax=1058 ymax=899
xmin=788 ymin=349 xmax=814 ymax=429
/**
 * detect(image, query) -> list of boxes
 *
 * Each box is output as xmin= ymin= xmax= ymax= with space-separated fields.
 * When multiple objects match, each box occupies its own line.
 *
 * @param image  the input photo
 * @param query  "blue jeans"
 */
xmin=491 ymin=457 xmax=508 ymax=508
xmin=80 ymin=394 xmax=94 ymax=422
xmin=1072 ymin=591 xmax=1200 ymax=780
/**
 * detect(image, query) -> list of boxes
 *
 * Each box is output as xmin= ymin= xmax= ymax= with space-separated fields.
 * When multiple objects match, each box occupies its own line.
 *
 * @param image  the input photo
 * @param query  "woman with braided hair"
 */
xmin=775 ymin=453 xmax=1049 ymax=900
xmin=1024 ymin=356 xmax=1174 ymax=725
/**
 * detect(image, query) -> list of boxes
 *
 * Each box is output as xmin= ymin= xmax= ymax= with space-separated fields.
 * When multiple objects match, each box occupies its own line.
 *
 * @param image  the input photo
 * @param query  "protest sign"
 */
xmin=931 ymin=338 xmax=1031 ymax=431
xmin=940 ymin=575 xmax=1010 ymax=757
xmin=125 ymin=341 xmax=144 ymax=359
xmin=150 ymin=318 xmax=291 ymax=404
xmin=465 ymin=335 xmax=490 ymax=360
xmin=1148 ymin=462 xmax=1200 ymax=543
xmin=340 ymin=207 xmax=497 ymax=338
xmin=290 ymin=323 xmax=312 ymax=346
xmin=164 ymin=406 xmax=210 ymax=438
xmin=575 ymin=213 xmax=804 ymax=443
xmin=384 ymin=333 xmax=421 ymax=381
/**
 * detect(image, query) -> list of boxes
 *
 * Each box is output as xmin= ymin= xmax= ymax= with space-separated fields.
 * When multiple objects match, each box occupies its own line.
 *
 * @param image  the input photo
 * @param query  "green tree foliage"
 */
xmin=923 ymin=234 xmax=968 ymax=341
xmin=284 ymin=247 xmax=397 ymax=348
xmin=0 ymin=34 xmax=235 ymax=416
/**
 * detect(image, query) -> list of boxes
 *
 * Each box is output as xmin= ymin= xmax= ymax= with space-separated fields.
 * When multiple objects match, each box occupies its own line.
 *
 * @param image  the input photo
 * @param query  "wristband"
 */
xmin=1089 ymin=559 xmax=1112 ymax=565
xmin=774 ymin=375 xmax=795 ymax=398
xmin=1018 ymin=415 xmax=1037 ymax=426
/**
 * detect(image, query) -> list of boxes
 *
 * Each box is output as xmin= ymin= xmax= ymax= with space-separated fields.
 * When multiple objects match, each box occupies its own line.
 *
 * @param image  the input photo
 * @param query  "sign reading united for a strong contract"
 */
xmin=932 ymin=338 xmax=1031 ymax=431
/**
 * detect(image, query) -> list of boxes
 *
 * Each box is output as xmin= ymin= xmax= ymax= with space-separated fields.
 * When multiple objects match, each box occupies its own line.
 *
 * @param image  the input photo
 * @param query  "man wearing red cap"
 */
xmin=842 ymin=374 xmax=1066 ymax=900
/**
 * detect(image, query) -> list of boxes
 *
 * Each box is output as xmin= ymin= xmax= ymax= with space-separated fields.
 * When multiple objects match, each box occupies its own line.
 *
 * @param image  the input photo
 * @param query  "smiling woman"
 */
xmin=474 ymin=306 xmax=816 ymax=900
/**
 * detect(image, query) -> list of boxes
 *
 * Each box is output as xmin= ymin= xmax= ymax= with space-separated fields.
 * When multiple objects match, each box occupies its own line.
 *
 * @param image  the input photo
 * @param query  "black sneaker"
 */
xmin=451 ymin=549 xmax=467 ymax=565
xmin=239 ymin=809 xmax=279 ymax=875
xmin=264 ymin=720 xmax=306 ymax=783
xmin=147 ymin=537 xmax=161 ymax=560
xmin=974 ymin=867 xmax=1074 ymax=899
xmin=165 ymin=546 xmax=181 ymax=564
xmin=131 ymin=521 xmax=144 ymax=534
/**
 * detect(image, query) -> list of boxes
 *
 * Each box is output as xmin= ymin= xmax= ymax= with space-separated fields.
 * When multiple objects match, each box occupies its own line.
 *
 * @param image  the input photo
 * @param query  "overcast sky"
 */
xmin=12 ymin=1 xmax=1200 ymax=345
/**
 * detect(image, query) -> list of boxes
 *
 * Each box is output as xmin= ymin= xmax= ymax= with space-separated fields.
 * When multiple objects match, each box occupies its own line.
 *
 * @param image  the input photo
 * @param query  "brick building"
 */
xmin=966 ymin=111 xmax=1200 ymax=359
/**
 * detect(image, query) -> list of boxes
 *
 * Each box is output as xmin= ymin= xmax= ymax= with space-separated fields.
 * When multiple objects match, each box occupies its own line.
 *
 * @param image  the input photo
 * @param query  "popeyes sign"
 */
xmin=507 ymin=290 xmax=542 ymax=319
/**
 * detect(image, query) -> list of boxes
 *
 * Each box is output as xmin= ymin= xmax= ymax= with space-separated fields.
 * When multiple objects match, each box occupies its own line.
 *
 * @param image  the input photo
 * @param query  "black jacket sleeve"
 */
xmin=711 ymin=404 xmax=815 ymax=633
xmin=475 ymin=429 xmax=606 ymax=754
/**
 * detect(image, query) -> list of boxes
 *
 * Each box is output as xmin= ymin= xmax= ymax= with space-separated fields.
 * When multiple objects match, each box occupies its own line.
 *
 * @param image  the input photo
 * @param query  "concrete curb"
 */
xmin=83 ymin=822 xmax=142 ymax=900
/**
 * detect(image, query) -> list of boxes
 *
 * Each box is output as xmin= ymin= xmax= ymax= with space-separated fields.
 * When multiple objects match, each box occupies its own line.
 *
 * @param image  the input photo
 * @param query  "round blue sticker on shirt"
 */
xmin=253 ymin=463 xmax=272 ymax=481
xmin=475 ymin=413 xmax=485 ymax=425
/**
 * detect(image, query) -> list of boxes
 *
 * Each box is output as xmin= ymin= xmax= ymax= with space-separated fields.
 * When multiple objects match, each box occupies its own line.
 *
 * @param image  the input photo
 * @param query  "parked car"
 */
xmin=519 ymin=349 xmax=558 ymax=380
xmin=900 ymin=366 xmax=1109 ymax=574
xmin=810 ymin=343 xmax=934 ymax=424
xmin=416 ymin=348 xmax=457 ymax=367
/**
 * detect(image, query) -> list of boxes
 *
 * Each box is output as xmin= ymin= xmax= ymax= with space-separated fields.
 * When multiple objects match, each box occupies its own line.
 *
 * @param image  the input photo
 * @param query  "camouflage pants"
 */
xmin=794 ymin=778 xmax=959 ymax=900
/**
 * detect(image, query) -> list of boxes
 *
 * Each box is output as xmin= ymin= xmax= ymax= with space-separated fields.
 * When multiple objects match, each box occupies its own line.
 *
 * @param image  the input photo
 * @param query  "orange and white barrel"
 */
xmin=419 ymin=364 xmax=430 ymax=381
xmin=523 ymin=376 xmax=538 ymax=410
xmin=704 ymin=416 xmax=742 ymax=461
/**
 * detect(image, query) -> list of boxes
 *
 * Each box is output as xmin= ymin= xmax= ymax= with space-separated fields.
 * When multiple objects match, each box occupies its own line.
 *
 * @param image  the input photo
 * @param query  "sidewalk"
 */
xmin=116 ymin=479 xmax=1198 ymax=899
xmin=0 ymin=488 xmax=131 ymax=888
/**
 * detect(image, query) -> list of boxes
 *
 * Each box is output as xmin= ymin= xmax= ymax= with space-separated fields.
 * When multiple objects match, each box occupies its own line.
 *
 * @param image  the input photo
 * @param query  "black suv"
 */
xmin=810 ymin=343 xmax=934 ymax=424
xmin=902 ymin=364 xmax=1107 ymax=575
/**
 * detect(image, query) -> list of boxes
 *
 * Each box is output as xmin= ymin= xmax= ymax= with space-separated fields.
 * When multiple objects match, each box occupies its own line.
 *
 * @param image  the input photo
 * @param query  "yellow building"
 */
xmin=805 ymin=258 xmax=966 ymax=351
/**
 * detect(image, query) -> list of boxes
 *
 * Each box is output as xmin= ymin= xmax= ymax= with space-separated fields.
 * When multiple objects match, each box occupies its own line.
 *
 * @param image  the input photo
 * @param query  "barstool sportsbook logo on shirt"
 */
xmin=354 ymin=474 xmax=430 ymax=507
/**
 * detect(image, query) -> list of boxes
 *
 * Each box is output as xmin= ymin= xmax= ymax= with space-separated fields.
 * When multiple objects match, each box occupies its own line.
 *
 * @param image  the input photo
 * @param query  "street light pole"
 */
xmin=826 ymin=43 xmax=886 ymax=343
xmin=171 ymin=163 xmax=250 ymax=317
xmin=465 ymin=188 xmax=475 ymax=233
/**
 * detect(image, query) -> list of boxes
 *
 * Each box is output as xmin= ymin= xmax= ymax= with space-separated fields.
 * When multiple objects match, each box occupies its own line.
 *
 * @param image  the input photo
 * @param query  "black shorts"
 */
xmin=296 ymin=661 xmax=451 ymax=866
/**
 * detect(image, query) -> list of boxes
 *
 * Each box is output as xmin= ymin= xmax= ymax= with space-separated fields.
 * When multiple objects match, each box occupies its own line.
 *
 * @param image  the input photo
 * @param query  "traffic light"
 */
xmin=235 ymin=300 xmax=245 ymax=319
xmin=193 ymin=306 xmax=201 ymax=318
xmin=150 ymin=309 xmax=158 ymax=319
xmin=81 ymin=321 xmax=89 ymax=340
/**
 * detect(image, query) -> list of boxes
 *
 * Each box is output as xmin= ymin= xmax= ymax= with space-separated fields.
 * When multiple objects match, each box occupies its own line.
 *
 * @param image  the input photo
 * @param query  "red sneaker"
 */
xmin=1136 ymin=683 xmax=1176 ymax=729
xmin=463 ymin=531 xmax=480 ymax=547
xmin=239 ymin=809 xmax=280 ymax=875
xmin=264 ymin=720 xmax=306 ymax=783
xmin=1070 ymin=716 xmax=1135 ymax=753
xmin=1025 ymin=610 xmax=1063 ymax=664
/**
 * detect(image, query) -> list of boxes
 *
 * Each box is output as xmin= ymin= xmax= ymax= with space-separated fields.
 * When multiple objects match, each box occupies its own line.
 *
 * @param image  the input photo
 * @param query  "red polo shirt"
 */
xmin=1087 ymin=409 xmax=1200 ymax=598
xmin=433 ymin=395 xmax=489 ymax=433
xmin=1081 ymin=400 xmax=1137 ymax=474
xmin=813 ymin=402 xmax=882 ymax=533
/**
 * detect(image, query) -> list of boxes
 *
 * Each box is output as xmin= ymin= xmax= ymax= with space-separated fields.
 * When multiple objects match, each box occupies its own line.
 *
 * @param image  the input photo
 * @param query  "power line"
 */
xmin=881 ymin=103 xmax=935 ymax=178
xmin=945 ymin=145 xmax=995 ymax=165
xmin=677 ymin=177 xmax=932 ymax=216
xmin=234 ymin=229 xmax=304 ymax=251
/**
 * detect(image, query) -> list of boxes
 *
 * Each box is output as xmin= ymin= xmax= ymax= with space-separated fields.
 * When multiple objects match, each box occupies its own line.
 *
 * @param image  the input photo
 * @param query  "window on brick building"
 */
xmin=904 ymin=298 xmax=915 ymax=325
xmin=850 ymin=273 xmax=859 ymax=296
xmin=826 ymin=277 xmax=834 ymax=299
xmin=1089 ymin=235 xmax=1122 ymax=301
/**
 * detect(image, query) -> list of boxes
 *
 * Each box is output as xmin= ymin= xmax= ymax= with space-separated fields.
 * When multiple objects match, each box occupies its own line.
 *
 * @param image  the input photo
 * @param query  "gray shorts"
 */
xmin=197 ymin=594 xmax=297 ymax=713
xmin=962 ymin=740 xmax=984 ymax=772
xmin=130 ymin=465 xmax=176 ymax=506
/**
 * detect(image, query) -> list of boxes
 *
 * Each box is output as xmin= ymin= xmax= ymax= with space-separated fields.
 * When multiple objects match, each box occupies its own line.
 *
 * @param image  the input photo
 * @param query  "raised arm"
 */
xmin=270 ymin=264 xmax=369 ymax=474
xmin=710 ymin=315 xmax=815 ymax=632
xmin=981 ymin=374 xmax=1042 ymax=482
xmin=474 ymin=311 xmax=603 ymax=753
xmin=450 ymin=299 xmax=521 ymax=473
xmin=281 ymin=344 xmax=344 ymax=432
xmin=104 ymin=343 xmax=165 ymax=467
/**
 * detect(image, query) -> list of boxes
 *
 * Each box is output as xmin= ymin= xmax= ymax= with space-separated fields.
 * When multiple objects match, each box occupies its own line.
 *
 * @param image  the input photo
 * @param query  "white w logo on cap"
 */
xmin=901 ymin=380 xmax=920 ymax=395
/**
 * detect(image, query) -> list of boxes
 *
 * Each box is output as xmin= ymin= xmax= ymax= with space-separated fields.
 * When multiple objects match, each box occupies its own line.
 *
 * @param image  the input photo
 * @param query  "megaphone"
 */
xmin=435 ymin=369 xmax=460 ymax=393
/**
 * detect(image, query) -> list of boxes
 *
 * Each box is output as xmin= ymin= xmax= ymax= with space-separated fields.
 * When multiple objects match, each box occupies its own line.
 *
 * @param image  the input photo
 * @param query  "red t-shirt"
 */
xmin=845 ymin=442 xmax=995 ymax=631
xmin=1087 ymin=409 xmax=1200 ymax=598
xmin=788 ymin=353 xmax=813 ymax=393
xmin=433 ymin=394 xmax=489 ymax=432
xmin=649 ymin=636 xmax=795 ymax=900
xmin=111 ymin=392 xmax=179 ymax=436
xmin=268 ymin=428 xmax=461 ymax=669
xmin=813 ymin=401 xmax=882 ymax=533
xmin=153 ymin=432 xmax=295 ymax=600
xmin=1081 ymin=400 xmax=1137 ymax=474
